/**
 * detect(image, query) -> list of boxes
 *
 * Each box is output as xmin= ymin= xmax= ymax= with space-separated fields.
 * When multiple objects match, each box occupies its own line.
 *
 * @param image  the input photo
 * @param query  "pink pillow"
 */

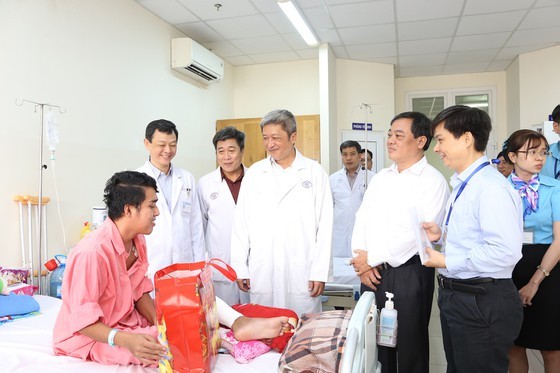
xmin=220 ymin=329 xmax=271 ymax=363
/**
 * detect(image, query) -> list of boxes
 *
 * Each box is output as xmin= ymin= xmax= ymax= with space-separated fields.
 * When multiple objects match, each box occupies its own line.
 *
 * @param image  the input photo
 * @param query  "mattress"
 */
xmin=0 ymin=295 xmax=280 ymax=373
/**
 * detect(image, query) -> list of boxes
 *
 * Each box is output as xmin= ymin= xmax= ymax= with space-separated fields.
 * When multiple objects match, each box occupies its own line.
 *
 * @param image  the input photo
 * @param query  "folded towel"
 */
xmin=0 ymin=293 xmax=40 ymax=317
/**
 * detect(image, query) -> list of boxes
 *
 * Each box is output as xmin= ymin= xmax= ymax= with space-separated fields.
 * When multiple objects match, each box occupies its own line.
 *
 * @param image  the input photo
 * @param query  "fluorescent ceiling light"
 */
xmin=277 ymin=0 xmax=318 ymax=47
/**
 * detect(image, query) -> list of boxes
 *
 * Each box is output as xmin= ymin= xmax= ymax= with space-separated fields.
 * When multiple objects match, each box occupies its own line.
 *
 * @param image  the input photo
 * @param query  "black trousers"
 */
xmin=361 ymin=258 xmax=434 ymax=373
xmin=438 ymin=278 xmax=523 ymax=373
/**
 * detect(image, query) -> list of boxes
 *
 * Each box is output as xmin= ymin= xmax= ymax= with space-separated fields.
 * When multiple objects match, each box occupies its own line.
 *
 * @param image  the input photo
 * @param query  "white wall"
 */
xmin=518 ymin=45 xmax=560 ymax=128
xmin=319 ymin=43 xmax=338 ymax=173
xmin=233 ymin=60 xmax=320 ymax=118
xmin=0 ymin=0 xmax=234 ymax=267
xmin=336 ymin=60 xmax=395 ymax=169
xmin=506 ymin=58 xmax=521 ymax=136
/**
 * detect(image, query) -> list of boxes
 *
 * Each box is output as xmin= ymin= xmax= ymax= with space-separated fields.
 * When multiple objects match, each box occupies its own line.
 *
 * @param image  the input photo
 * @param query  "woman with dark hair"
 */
xmin=504 ymin=129 xmax=560 ymax=373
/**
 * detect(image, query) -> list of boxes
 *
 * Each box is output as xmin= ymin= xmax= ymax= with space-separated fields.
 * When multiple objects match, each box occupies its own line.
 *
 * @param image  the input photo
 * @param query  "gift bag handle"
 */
xmin=154 ymin=261 xmax=204 ymax=281
xmin=207 ymin=258 xmax=237 ymax=282
xmin=154 ymin=259 xmax=237 ymax=282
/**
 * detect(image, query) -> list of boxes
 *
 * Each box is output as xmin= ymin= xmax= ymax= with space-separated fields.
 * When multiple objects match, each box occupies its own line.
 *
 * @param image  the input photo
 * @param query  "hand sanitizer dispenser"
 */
xmin=377 ymin=291 xmax=398 ymax=347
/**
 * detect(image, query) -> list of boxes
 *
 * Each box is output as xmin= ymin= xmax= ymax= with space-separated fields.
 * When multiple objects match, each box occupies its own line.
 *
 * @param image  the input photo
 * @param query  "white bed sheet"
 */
xmin=0 ymin=295 xmax=280 ymax=373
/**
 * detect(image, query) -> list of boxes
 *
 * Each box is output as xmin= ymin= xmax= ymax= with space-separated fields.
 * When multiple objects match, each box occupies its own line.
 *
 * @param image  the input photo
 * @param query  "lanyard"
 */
xmin=444 ymin=162 xmax=490 ymax=226
xmin=555 ymin=158 xmax=560 ymax=179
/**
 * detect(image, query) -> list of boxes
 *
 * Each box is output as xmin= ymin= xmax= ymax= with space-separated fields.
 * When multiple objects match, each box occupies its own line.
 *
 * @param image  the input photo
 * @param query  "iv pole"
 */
xmin=360 ymin=103 xmax=373 ymax=188
xmin=16 ymin=98 xmax=65 ymax=295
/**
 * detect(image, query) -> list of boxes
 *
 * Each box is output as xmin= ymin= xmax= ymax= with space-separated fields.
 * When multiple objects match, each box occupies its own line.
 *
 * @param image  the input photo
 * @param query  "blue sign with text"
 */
xmin=352 ymin=122 xmax=373 ymax=131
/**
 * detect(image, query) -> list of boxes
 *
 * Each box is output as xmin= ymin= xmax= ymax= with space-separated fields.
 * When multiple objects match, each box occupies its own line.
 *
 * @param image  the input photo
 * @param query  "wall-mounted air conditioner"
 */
xmin=171 ymin=38 xmax=224 ymax=84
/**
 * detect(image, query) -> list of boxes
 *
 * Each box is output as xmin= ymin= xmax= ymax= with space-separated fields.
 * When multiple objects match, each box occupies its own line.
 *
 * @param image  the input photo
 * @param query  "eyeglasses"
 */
xmin=517 ymin=150 xmax=551 ymax=158
xmin=491 ymin=159 xmax=501 ymax=164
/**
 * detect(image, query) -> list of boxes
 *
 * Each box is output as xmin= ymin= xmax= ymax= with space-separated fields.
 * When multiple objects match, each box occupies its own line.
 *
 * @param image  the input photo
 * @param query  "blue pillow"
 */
xmin=0 ymin=293 xmax=40 ymax=317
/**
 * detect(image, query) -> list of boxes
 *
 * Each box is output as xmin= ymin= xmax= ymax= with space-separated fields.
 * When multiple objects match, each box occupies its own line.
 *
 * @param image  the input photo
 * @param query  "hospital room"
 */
xmin=1 ymin=0 xmax=560 ymax=372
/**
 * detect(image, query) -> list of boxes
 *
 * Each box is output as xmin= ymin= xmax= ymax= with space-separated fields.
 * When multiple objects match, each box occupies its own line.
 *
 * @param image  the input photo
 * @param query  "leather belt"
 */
xmin=437 ymin=275 xmax=495 ymax=295
xmin=380 ymin=255 xmax=420 ymax=270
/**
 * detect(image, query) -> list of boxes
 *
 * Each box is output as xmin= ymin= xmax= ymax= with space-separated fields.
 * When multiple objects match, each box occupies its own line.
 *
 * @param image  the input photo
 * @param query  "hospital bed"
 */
xmin=323 ymin=257 xmax=362 ymax=310
xmin=0 ymin=294 xmax=380 ymax=373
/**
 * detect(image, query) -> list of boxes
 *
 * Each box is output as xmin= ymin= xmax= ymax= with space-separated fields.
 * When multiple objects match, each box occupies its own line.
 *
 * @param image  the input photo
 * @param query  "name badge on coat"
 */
xmin=182 ymin=187 xmax=192 ymax=213
xmin=523 ymin=228 xmax=534 ymax=245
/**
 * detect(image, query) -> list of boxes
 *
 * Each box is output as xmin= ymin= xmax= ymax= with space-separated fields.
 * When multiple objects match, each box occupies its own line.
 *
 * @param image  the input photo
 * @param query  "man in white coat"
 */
xmin=330 ymin=140 xmax=374 ymax=258
xmin=231 ymin=109 xmax=333 ymax=316
xmin=136 ymin=119 xmax=205 ymax=280
xmin=197 ymin=126 xmax=250 ymax=306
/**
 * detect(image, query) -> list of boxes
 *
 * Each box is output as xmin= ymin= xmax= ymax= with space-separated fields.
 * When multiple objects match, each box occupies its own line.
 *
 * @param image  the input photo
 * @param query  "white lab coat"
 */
xmin=231 ymin=150 xmax=333 ymax=316
xmin=197 ymin=166 xmax=249 ymax=305
xmin=136 ymin=161 xmax=205 ymax=279
xmin=330 ymin=168 xmax=374 ymax=258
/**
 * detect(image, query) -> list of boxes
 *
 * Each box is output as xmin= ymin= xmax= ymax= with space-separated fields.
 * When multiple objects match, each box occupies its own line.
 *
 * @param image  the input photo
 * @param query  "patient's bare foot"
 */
xmin=232 ymin=316 xmax=295 ymax=341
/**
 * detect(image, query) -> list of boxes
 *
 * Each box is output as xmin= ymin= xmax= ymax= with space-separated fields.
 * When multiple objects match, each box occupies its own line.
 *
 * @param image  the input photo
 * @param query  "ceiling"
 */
xmin=136 ymin=0 xmax=560 ymax=78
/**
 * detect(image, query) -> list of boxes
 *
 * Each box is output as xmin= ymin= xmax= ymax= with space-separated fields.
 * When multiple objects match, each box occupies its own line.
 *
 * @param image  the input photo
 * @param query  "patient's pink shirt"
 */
xmin=53 ymin=219 xmax=154 ymax=363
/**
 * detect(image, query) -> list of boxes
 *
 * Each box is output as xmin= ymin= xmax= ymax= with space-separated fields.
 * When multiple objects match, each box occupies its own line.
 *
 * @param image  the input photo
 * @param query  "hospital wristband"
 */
xmin=108 ymin=328 xmax=119 ymax=347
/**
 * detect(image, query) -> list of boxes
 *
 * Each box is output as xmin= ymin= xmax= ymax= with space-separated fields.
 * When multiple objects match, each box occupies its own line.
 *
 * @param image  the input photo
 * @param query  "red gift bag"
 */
xmin=154 ymin=259 xmax=237 ymax=372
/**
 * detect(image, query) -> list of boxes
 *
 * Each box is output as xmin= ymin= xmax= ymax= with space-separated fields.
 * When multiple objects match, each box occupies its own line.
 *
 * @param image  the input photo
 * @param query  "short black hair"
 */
xmin=552 ymin=104 xmax=560 ymax=123
xmin=103 ymin=171 xmax=158 ymax=221
xmin=340 ymin=140 xmax=361 ymax=153
xmin=431 ymin=105 xmax=491 ymax=152
xmin=496 ymin=151 xmax=505 ymax=159
xmin=391 ymin=112 xmax=432 ymax=151
xmin=145 ymin=119 xmax=178 ymax=142
xmin=212 ymin=126 xmax=245 ymax=151
xmin=359 ymin=148 xmax=373 ymax=159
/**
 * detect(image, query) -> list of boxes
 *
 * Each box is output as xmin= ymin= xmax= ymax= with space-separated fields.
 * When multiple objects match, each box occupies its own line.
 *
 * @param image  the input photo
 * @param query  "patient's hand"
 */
xmin=117 ymin=332 xmax=166 ymax=366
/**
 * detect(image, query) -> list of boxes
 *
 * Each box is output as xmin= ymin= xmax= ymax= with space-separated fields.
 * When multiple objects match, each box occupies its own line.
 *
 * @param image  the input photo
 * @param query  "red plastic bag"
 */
xmin=154 ymin=259 xmax=236 ymax=372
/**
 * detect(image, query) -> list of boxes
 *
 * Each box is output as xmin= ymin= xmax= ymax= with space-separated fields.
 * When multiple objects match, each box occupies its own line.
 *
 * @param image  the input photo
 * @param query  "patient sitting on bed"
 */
xmin=53 ymin=171 xmax=289 ymax=366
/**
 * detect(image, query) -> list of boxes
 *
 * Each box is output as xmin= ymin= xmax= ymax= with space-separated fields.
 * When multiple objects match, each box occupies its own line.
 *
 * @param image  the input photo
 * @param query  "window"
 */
xmin=411 ymin=96 xmax=445 ymax=120
xmin=454 ymin=93 xmax=489 ymax=113
xmin=407 ymin=87 xmax=498 ymax=167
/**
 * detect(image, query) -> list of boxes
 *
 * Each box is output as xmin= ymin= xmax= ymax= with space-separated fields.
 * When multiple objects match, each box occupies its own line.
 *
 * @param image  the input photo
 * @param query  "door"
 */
xmin=216 ymin=115 xmax=321 ymax=167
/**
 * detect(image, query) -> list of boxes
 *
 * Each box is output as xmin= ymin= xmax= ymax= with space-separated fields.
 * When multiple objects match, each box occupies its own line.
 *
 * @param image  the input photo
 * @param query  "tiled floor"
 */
xmin=428 ymin=289 xmax=545 ymax=373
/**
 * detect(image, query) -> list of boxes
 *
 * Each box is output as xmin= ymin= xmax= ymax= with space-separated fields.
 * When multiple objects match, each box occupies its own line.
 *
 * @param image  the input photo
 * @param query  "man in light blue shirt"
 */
xmin=423 ymin=105 xmax=523 ymax=373
xmin=541 ymin=104 xmax=560 ymax=180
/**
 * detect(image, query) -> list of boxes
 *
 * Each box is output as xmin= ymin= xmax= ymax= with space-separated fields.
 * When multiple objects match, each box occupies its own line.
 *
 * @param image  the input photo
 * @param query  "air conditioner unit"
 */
xmin=171 ymin=38 xmax=224 ymax=84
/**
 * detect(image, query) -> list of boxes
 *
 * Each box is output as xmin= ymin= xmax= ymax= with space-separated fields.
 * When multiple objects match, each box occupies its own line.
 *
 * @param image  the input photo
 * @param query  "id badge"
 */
xmin=440 ymin=225 xmax=448 ymax=255
xmin=523 ymin=227 xmax=534 ymax=244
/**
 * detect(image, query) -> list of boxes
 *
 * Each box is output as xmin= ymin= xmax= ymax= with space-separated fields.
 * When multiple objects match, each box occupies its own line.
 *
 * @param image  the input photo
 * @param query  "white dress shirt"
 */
xmin=439 ymin=156 xmax=523 ymax=279
xmin=352 ymin=156 xmax=449 ymax=267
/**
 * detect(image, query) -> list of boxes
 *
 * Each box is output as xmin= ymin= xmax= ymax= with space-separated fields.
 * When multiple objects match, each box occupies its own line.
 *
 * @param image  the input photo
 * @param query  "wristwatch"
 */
xmin=537 ymin=265 xmax=550 ymax=277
